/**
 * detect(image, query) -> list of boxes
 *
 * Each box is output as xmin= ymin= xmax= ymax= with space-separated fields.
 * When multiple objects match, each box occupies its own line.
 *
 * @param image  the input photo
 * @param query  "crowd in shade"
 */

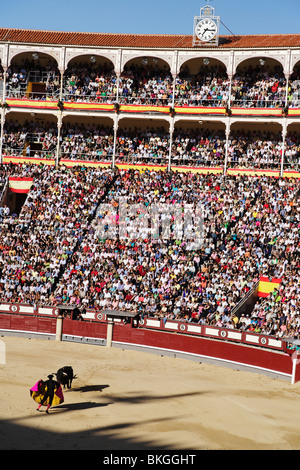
xmin=174 ymin=65 xmax=229 ymax=107
xmin=4 ymin=58 xmax=300 ymax=108
xmin=2 ymin=121 xmax=300 ymax=170
xmin=170 ymin=128 xmax=290 ymax=169
xmin=5 ymin=64 xmax=28 ymax=94
xmin=63 ymin=61 xmax=118 ymax=103
xmin=2 ymin=120 xmax=58 ymax=159
xmin=0 ymin=164 xmax=297 ymax=339
xmin=60 ymin=123 xmax=114 ymax=162
xmin=287 ymin=66 xmax=300 ymax=108
xmin=230 ymin=66 xmax=287 ymax=108
xmin=59 ymin=62 xmax=293 ymax=108
xmin=285 ymin=132 xmax=300 ymax=170
xmin=3 ymin=59 xmax=60 ymax=99
xmin=170 ymin=128 xmax=225 ymax=167
xmin=114 ymin=127 xmax=169 ymax=165
xmin=118 ymin=63 xmax=173 ymax=106
xmin=227 ymin=130 xmax=283 ymax=169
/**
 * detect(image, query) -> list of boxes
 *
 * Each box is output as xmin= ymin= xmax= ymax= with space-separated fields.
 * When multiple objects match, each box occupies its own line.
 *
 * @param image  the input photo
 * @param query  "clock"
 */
xmin=195 ymin=18 xmax=217 ymax=42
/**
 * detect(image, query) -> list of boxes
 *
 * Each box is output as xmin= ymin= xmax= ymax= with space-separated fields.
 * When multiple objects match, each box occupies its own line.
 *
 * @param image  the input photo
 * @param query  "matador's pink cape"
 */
xmin=30 ymin=380 xmax=64 ymax=406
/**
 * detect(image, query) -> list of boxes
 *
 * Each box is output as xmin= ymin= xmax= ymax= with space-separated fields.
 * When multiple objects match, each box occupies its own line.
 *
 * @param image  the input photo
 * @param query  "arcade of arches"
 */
xmin=0 ymin=51 xmax=300 ymax=175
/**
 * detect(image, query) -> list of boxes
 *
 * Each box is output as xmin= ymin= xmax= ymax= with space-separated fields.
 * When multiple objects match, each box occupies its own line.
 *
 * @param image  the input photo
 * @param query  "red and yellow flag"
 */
xmin=8 ymin=177 xmax=33 ymax=193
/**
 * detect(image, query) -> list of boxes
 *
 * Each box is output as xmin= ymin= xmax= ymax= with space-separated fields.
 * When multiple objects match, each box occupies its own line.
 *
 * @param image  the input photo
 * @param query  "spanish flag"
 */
xmin=9 ymin=177 xmax=33 ymax=193
xmin=257 ymin=276 xmax=282 ymax=298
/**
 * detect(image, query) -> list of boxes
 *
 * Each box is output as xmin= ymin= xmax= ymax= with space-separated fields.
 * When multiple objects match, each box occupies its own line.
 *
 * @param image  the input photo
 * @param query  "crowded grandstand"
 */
xmin=0 ymin=3 xmax=300 ymax=349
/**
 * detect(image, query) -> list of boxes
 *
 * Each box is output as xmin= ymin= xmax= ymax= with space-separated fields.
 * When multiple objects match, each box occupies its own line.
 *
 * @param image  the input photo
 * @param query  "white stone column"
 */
xmin=56 ymin=113 xmax=62 ymax=169
xmin=58 ymin=47 xmax=66 ymax=102
xmin=223 ymin=119 xmax=231 ymax=176
xmin=171 ymin=73 xmax=177 ymax=109
xmin=55 ymin=316 xmax=63 ymax=341
xmin=281 ymin=120 xmax=287 ymax=177
xmin=59 ymin=70 xmax=64 ymax=101
xmin=2 ymin=66 xmax=7 ymax=104
xmin=116 ymin=72 xmax=120 ymax=103
xmin=168 ymin=119 xmax=174 ymax=172
xmin=227 ymin=74 xmax=233 ymax=110
xmin=112 ymin=116 xmax=118 ymax=169
xmin=284 ymin=73 xmax=290 ymax=108
xmin=106 ymin=321 xmax=114 ymax=347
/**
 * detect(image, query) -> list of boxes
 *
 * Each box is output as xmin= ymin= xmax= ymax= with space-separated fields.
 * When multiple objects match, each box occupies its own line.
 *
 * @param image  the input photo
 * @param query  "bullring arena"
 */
xmin=1 ymin=1 xmax=300 ymax=453
xmin=0 ymin=324 xmax=300 ymax=456
xmin=0 ymin=334 xmax=300 ymax=451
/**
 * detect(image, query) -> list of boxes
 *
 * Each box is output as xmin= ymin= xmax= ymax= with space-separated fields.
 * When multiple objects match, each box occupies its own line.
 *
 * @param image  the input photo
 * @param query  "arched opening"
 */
xmin=172 ymin=119 xmax=226 ymax=167
xmin=289 ymin=61 xmax=300 ymax=108
xmin=63 ymin=55 xmax=116 ymax=104
xmin=7 ymin=51 xmax=60 ymax=100
xmin=60 ymin=115 xmax=114 ymax=163
xmin=3 ymin=112 xmax=58 ymax=160
xmin=232 ymin=57 xmax=286 ymax=108
xmin=228 ymin=121 xmax=283 ymax=170
xmin=119 ymin=57 xmax=173 ymax=106
xmin=176 ymin=57 xmax=229 ymax=107
xmin=116 ymin=117 xmax=170 ymax=165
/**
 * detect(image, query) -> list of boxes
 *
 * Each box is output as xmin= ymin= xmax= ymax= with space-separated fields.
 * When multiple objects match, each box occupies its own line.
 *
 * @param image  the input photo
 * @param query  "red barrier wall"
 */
xmin=112 ymin=324 xmax=293 ymax=378
xmin=62 ymin=318 xmax=107 ymax=339
xmin=0 ymin=314 xmax=57 ymax=334
xmin=0 ymin=313 xmax=296 ymax=382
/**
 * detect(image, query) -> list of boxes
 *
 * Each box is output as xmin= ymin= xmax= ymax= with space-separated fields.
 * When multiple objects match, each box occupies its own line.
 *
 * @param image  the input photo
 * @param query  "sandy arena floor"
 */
xmin=0 ymin=335 xmax=299 ymax=451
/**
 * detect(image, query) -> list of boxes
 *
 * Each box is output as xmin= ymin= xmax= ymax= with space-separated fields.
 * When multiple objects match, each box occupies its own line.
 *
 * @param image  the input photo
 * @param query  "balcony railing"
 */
xmin=27 ymin=70 xmax=59 ymax=83
xmin=5 ymin=94 xmax=299 ymax=118
xmin=3 ymin=145 xmax=299 ymax=172
xmin=174 ymin=97 xmax=227 ymax=108
xmin=62 ymin=91 xmax=117 ymax=104
xmin=3 ymin=148 xmax=56 ymax=160
xmin=60 ymin=151 xmax=113 ymax=162
xmin=231 ymin=98 xmax=285 ymax=108
xmin=6 ymin=88 xmax=60 ymax=101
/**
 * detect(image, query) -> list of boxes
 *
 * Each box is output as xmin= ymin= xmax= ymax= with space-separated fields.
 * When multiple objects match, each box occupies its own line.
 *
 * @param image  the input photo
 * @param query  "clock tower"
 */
xmin=193 ymin=3 xmax=220 ymax=47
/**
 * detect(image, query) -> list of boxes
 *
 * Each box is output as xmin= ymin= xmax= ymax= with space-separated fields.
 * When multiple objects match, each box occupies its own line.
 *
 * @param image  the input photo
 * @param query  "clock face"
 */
xmin=195 ymin=19 xmax=217 ymax=42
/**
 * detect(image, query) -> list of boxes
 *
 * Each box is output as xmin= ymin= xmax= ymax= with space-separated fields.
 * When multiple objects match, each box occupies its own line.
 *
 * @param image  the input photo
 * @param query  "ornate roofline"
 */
xmin=0 ymin=27 xmax=300 ymax=50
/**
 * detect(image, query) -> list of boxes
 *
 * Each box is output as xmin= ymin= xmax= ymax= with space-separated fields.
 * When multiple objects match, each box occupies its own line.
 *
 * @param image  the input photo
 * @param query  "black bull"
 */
xmin=55 ymin=366 xmax=77 ymax=389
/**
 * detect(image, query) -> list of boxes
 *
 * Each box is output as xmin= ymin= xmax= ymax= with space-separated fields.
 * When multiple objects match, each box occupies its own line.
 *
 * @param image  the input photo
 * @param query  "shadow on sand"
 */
xmin=71 ymin=384 xmax=109 ymax=393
